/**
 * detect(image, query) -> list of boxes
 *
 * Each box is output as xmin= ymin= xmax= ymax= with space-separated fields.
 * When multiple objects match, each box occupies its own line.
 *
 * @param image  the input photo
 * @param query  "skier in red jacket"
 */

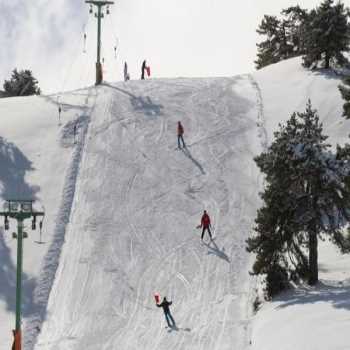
xmin=200 ymin=210 xmax=212 ymax=241
xmin=177 ymin=121 xmax=186 ymax=149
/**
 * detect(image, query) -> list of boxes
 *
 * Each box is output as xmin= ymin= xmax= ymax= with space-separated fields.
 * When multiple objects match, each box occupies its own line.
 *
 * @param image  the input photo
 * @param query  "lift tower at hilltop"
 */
xmin=86 ymin=0 xmax=114 ymax=85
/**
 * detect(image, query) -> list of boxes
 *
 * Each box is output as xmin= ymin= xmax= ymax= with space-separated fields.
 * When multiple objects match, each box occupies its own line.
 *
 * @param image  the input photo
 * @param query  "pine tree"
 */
xmin=247 ymin=101 xmax=350 ymax=297
xmin=255 ymin=15 xmax=282 ymax=69
xmin=281 ymin=6 xmax=309 ymax=55
xmin=255 ymin=7 xmax=309 ymax=70
xmin=3 ymin=69 xmax=41 ymax=97
xmin=339 ymin=76 xmax=350 ymax=118
xmin=303 ymin=0 xmax=350 ymax=69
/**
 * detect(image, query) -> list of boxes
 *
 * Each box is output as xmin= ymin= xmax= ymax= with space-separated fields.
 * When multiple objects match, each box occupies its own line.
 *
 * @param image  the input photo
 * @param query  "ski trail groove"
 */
xmin=248 ymin=75 xmax=268 ymax=151
xmin=23 ymin=88 xmax=97 ymax=350
xmin=243 ymin=74 xmax=269 ymax=348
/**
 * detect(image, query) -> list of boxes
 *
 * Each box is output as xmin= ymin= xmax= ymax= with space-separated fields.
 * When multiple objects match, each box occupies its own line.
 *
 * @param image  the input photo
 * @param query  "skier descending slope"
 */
xmin=199 ymin=210 xmax=213 ymax=242
xmin=177 ymin=121 xmax=186 ymax=149
xmin=157 ymin=297 xmax=177 ymax=328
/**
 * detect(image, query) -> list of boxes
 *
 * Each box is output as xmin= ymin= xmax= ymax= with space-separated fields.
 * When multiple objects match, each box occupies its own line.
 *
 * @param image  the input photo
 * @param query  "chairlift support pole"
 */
xmin=15 ymin=219 xmax=23 ymax=333
xmin=0 ymin=200 xmax=44 ymax=350
xmin=85 ymin=0 xmax=114 ymax=85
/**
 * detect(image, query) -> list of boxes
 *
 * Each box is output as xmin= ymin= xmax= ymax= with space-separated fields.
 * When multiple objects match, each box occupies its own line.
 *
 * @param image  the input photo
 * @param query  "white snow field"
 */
xmin=0 ymin=75 xmax=265 ymax=350
xmin=32 ymin=77 xmax=262 ymax=350
xmin=0 ymin=88 xmax=97 ymax=350
xmin=2 ymin=56 xmax=350 ymax=350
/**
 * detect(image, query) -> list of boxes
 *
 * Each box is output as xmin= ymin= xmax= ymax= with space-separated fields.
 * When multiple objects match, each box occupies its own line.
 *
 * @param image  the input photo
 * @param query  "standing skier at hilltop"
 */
xmin=177 ymin=121 xmax=186 ymax=149
xmin=141 ymin=60 xmax=147 ymax=80
xmin=157 ymin=297 xmax=176 ymax=328
xmin=124 ymin=62 xmax=130 ymax=82
xmin=199 ymin=210 xmax=213 ymax=241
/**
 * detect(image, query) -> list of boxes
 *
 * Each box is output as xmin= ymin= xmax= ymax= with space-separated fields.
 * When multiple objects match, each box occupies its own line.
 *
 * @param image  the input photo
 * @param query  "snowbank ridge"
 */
xmin=23 ymin=88 xmax=97 ymax=349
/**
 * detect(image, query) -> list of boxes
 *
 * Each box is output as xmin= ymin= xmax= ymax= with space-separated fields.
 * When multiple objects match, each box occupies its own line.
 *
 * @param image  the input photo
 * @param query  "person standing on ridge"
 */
xmin=157 ymin=297 xmax=176 ymax=328
xmin=141 ymin=60 xmax=147 ymax=80
xmin=200 ymin=210 xmax=212 ymax=241
xmin=124 ymin=62 xmax=130 ymax=82
xmin=177 ymin=121 xmax=186 ymax=149
xmin=58 ymin=105 xmax=62 ymax=124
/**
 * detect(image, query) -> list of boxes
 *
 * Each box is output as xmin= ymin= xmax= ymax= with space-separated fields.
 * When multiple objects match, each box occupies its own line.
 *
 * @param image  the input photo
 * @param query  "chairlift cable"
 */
xmin=82 ymin=23 xmax=88 ymax=54
xmin=59 ymin=18 xmax=90 ymax=97
xmin=108 ymin=13 xmax=120 ymax=59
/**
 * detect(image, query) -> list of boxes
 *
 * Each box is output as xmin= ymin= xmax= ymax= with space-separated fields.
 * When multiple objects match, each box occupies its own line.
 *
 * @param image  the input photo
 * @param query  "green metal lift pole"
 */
xmin=0 ymin=200 xmax=45 ymax=350
xmin=97 ymin=4 xmax=102 ymax=65
xmin=96 ymin=4 xmax=103 ymax=84
xmin=85 ymin=0 xmax=114 ymax=85
xmin=15 ymin=219 xmax=23 ymax=331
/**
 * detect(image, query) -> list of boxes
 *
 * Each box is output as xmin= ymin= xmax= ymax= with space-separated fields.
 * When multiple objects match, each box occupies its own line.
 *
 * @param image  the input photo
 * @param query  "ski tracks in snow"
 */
xmin=242 ymin=74 xmax=269 ymax=346
xmin=248 ymin=75 xmax=268 ymax=152
xmin=34 ymin=78 xmax=263 ymax=350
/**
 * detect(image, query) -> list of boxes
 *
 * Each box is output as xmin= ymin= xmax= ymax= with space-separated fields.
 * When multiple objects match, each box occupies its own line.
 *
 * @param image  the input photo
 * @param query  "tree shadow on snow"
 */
xmin=0 ymin=137 xmax=41 ymax=319
xmin=130 ymin=95 xmax=164 ymax=117
xmin=276 ymin=280 xmax=350 ymax=311
xmin=309 ymin=67 xmax=345 ymax=81
xmin=0 ymin=136 xmax=39 ymax=200
xmin=0 ymin=231 xmax=39 ymax=317
xmin=204 ymin=239 xmax=230 ymax=263
xmin=104 ymin=83 xmax=164 ymax=118
xmin=181 ymin=148 xmax=205 ymax=175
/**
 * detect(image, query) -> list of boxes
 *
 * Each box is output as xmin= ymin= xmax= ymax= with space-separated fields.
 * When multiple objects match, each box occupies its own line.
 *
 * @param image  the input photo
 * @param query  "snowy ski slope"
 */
xmin=2 ymin=56 xmax=349 ymax=350
xmin=31 ymin=76 xmax=263 ymax=350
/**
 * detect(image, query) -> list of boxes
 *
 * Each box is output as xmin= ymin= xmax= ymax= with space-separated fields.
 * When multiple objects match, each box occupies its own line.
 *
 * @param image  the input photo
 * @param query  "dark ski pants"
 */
xmin=178 ymin=135 xmax=186 ymax=148
xmin=165 ymin=311 xmax=176 ymax=327
xmin=201 ymin=226 xmax=212 ymax=240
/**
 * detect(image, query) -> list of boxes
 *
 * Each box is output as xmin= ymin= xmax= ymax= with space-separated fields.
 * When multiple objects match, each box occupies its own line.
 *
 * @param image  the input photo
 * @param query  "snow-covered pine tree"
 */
xmin=3 ymin=69 xmax=41 ymax=96
xmin=247 ymin=101 xmax=350 ymax=297
xmin=277 ymin=20 xmax=293 ymax=61
xmin=255 ymin=7 xmax=308 ymax=70
xmin=281 ymin=5 xmax=309 ymax=56
xmin=303 ymin=0 xmax=350 ymax=69
xmin=339 ymin=76 xmax=350 ymax=118
xmin=255 ymin=15 xmax=282 ymax=69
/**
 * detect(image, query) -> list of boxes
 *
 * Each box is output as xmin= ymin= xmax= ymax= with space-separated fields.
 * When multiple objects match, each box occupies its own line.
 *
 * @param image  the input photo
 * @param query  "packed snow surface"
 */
xmin=1 ymin=75 xmax=264 ymax=349
xmin=2 ymin=56 xmax=350 ymax=350
xmin=33 ymin=77 xmax=262 ymax=350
